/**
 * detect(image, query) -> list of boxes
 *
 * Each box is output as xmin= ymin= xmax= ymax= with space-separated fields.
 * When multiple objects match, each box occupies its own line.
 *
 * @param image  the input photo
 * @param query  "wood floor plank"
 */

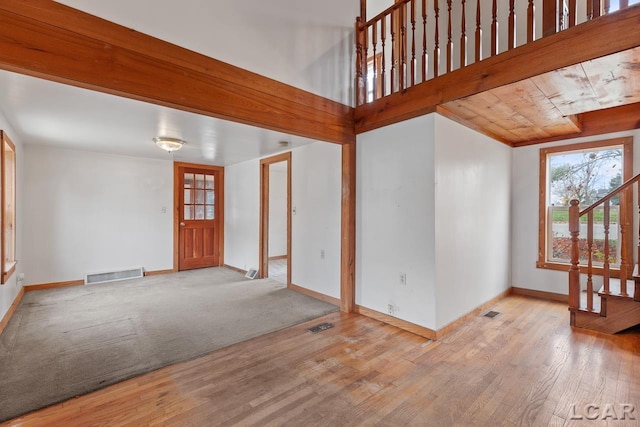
xmin=4 ymin=296 xmax=640 ymax=426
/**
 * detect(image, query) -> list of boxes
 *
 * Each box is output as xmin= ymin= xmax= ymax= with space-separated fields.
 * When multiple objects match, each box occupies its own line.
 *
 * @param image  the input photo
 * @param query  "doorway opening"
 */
xmin=259 ymin=153 xmax=291 ymax=286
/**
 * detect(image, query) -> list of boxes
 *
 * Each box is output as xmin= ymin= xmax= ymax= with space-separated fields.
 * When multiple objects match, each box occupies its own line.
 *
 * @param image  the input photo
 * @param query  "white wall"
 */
xmin=434 ymin=115 xmax=512 ymax=329
xmin=511 ymin=129 xmax=640 ymax=295
xmin=357 ymin=115 xmax=437 ymax=329
xmin=224 ymin=142 xmax=342 ymax=300
xmin=224 ymin=159 xmax=261 ymax=272
xmin=0 ymin=112 xmax=24 ymax=322
xmin=23 ymin=146 xmax=173 ymax=284
xmin=291 ymin=142 xmax=342 ymax=299
xmin=268 ymin=166 xmax=288 ymax=257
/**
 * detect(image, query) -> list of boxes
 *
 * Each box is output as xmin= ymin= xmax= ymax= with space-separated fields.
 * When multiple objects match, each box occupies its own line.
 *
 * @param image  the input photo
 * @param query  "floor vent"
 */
xmin=483 ymin=310 xmax=500 ymax=318
xmin=85 ymin=267 xmax=144 ymax=285
xmin=308 ymin=322 xmax=334 ymax=333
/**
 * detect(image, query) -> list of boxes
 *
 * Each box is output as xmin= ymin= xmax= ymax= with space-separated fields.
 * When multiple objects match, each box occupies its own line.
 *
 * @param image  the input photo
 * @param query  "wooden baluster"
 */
xmin=587 ymin=211 xmax=594 ymax=311
xmin=620 ymin=190 xmax=628 ymax=296
xmin=391 ymin=10 xmax=397 ymax=93
xmin=363 ymin=25 xmax=369 ymax=102
xmin=422 ymin=0 xmax=428 ymax=81
xmin=604 ymin=200 xmax=611 ymax=295
xmin=569 ymin=200 xmax=581 ymax=311
xmin=508 ymin=0 xmax=516 ymax=50
xmin=594 ymin=0 xmax=602 ymax=18
xmin=411 ymin=0 xmax=416 ymax=86
xmin=460 ymin=0 xmax=467 ymax=68
xmin=587 ymin=0 xmax=594 ymax=20
xmin=381 ymin=17 xmax=387 ymax=97
xmin=434 ymin=0 xmax=440 ymax=77
xmin=400 ymin=2 xmax=407 ymax=91
xmin=475 ymin=0 xmax=482 ymax=62
xmin=568 ymin=0 xmax=576 ymax=28
xmin=543 ymin=0 xmax=558 ymax=36
xmin=355 ymin=17 xmax=365 ymax=106
xmin=491 ymin=0 xmax=498 ymax=56
xmin=372 ymin=21 xmax=378 ymax=101
xmin=446 ymin=0 xmax=453 ymax=73
xmin=527 ymin=0 xmax=535 ymax=43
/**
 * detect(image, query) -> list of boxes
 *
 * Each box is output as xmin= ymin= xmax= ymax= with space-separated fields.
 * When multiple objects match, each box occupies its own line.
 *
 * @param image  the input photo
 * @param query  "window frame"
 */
xmin=1 ymin=130 xmax=16 ymax=284
xmin=537 ymin=137 xmax=633 ymax=276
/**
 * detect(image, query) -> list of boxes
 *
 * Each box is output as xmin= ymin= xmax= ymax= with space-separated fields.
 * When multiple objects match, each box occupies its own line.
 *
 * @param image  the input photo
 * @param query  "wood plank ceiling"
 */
xmin=439 ymin=47 xmax=640 ymax=147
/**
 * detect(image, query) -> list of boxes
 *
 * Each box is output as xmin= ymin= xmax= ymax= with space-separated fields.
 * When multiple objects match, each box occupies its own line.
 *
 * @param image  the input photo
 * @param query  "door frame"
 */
xmin=259 ymin=152 xmax=292 ymax=285
xmin=173 ymin=161 xmax=225 ymax=272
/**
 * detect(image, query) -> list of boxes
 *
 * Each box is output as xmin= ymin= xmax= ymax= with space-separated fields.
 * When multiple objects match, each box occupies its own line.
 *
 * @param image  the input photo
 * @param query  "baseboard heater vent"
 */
xmin=85 ymin=267 xmax=144 ymax=285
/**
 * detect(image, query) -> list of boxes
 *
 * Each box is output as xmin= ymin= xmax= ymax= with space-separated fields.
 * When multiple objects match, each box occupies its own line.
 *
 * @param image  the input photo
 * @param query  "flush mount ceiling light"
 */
xmin=153 ymin=136 xmax=186 ymax=153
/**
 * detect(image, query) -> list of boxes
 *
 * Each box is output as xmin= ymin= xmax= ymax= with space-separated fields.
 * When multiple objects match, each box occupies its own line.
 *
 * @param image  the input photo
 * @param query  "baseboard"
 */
xmin=268 ymin=255 xmax=288 ymax=261
xmin=223 ymin=264 xmax=248 ymax=275
xmin=24 ymin=280 xmax=85 ymax=292
xmin=289 ymin=283 xmax=340 ymax=306
xmin=511 ymin=287 xmax=568 ymax=303
xmin=0 ymin=287 xmax=24 ymax=335
xmin=144 ymin=269 xmax=175 ymax=277
xmin=436 ymin=288 xmax=513 ymax=339
xmin=354 ymin=305 xmax=437 ymax=340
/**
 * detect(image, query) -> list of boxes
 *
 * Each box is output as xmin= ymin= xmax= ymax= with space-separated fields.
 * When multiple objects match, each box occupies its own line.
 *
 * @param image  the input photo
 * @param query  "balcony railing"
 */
xmin=355 ymin=0 xmax=638 ymax=106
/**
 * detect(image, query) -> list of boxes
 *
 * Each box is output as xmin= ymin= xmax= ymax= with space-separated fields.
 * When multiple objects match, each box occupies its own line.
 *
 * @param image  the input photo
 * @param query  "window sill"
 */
xmin=536 ymin=261 xmax=622 ymax=278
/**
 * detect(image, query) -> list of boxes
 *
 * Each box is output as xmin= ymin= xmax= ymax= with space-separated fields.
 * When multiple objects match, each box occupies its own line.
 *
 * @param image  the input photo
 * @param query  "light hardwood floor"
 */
xmin=4 ymin=295 xmax=640 ymax=426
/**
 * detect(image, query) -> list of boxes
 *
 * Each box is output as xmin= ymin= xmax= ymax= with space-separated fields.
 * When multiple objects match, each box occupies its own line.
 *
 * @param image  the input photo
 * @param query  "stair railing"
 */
xmin=355 ymin=0 xmax=637 ymax=106
xmin=568 ymin=172 xmax=640 ymax=313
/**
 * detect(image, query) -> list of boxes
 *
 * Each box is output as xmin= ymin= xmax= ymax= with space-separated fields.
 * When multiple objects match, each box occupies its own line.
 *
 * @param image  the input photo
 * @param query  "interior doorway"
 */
xmin=259 ymin=153 xmax=291 ymax=285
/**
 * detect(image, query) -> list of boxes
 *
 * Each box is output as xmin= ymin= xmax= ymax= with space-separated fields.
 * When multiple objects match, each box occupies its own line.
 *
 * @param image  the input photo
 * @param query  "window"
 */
xmin=1 ymin=131 xmax=16 ymax=284
xmin=537 ymin=137 xmax=633 ymax=273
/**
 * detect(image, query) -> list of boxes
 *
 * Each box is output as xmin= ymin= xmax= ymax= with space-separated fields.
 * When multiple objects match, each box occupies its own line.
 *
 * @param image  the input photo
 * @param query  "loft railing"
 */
xmin=568 ymin=172 xmax=640 ymax=313
xmin=355 ymin=0 xmax=637 ymax=106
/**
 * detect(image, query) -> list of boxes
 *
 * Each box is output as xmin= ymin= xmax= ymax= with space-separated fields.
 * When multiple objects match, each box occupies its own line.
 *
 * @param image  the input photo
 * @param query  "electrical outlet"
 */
xmin=292 ymin=206 xmax=297 ymax=215
xmin=399 ymin=273 xmax=407 ymax=286
xmin=387 ymin=304 xmax=399 ymax=315
xmin=161 ymin=206 xmax=167 ymax=213
xmin=16 ymin=273 xmax=24 ymax=287
xmin=320 ymin=250 xmax=325 ymax=260
xmin=388 ymin=304 xmax=394 ymax=315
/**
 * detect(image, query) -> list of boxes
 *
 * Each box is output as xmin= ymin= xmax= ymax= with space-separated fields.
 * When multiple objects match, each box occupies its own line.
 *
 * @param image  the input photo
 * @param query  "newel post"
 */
xmin=568 ymin=199 xmax=581 ymax=309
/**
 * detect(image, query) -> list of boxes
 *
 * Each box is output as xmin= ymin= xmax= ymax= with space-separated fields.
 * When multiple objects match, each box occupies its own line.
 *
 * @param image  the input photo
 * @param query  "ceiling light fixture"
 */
xmin=154 ymin=136 xmax=186 ymax=152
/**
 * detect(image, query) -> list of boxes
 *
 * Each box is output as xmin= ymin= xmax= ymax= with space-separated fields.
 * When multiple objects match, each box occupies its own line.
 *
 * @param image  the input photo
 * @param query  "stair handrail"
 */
xmin=580 ymin=172 xmax=640 ymax=216
xmin=568 ymin=171 xmax=640 ymax=313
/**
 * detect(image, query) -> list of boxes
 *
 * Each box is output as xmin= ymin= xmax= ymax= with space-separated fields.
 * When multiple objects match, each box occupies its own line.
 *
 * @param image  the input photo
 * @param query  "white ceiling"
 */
xmin=0 ymin=1 xmax=358 ymax=166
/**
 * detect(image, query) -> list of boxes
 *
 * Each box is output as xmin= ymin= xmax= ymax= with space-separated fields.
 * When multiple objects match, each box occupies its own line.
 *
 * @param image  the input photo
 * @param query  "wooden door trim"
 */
xmin=173 ymin=162 xmax=225 ymax=272
xmin=259 ymin=153 xmax=292 ymax=286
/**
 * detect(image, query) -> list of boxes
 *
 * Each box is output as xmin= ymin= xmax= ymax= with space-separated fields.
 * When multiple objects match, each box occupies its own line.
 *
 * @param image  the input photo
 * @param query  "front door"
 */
xmin=176 ymin=163 xmax=224 ymax=270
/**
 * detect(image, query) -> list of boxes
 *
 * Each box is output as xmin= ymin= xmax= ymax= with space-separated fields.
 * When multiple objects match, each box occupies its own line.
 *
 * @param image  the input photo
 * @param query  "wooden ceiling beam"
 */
xmin=0 ymin=0 xmax=355 ymax=144
xmin=355 ymin=5 xmax=640 ymax=134
xmin=513 ymin=103 xmax=640 ymax=148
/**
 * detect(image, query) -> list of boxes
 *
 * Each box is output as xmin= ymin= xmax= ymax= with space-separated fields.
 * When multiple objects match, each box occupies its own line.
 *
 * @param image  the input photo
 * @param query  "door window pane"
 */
xmin=195 ymin=174 xmax=205 ymax=189
xmin=184 ymin=189 xmax=192 ymax=204
xmin=195 ymin=205 xmax=205 ymax=220
xmin=184 ymin=205 xmax=194 ymax=220
xmin=195 ymin=190 xmax=205 ymax=204
xmin=184 ymin=173 xmax=194 ymax=188
xmin=206 ymin=205 xmax=215 ymax=220
xmin=206 ymin=175 xmax=215 ymax=190
xmin=206 ymin=191 xmax=215 ymax=205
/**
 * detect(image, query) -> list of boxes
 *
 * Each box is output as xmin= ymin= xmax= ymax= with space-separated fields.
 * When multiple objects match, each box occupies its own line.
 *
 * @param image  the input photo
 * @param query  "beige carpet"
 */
xmin=0 ymin=267 xmax=338 ymax=422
